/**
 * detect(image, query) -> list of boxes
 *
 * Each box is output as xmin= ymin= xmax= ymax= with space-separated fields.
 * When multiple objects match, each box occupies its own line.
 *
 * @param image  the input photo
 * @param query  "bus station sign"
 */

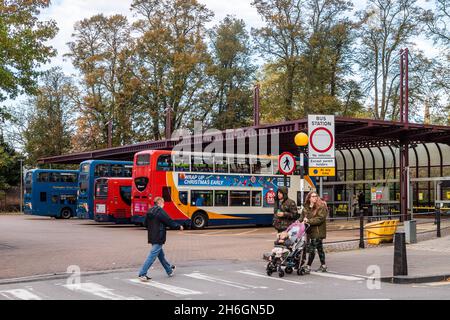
xmin=308 ymin=115 xmax=336 ymax=177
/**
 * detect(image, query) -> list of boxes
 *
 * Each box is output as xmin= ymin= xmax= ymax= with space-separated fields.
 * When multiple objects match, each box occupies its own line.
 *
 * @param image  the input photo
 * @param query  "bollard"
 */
xmin=404 ymin=220 xmax=417 ymax=244
xmin=393 ymin=231 xmax=408 ymax=276
xmin=359 ymin=211 xmax=365 ymax=249
xmin=437 ymin=208 xmax=441 ymax=238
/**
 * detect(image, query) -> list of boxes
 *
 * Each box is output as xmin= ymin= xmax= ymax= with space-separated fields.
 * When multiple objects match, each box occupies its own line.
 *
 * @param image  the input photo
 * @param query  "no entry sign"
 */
xmin=308 ymin=115 xmax=335 ymax=159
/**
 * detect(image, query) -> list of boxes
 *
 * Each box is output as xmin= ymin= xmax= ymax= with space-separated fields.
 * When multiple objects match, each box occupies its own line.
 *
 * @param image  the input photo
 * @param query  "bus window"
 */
xmin=157 ymin=155 xmax=173 ymax=172
xmin=252 ymin=191 xmax=262 ymax=207
xmin=272 ymin=159 xmax=280 ymax=175
xmin=81 ymin=164 xmax=90 ymax=173
xmin=162 ymin=186 xmax=172 ymax=202
xmin=179 ymin=191 xmax=188 ymax=205
xmin=111 ymin=165 xmax=123 ymax=177
xmin=134 ymin=177 xmax=149 ymax=192
xmin=38 ymin=172 xmax=50 ymax=182
xmin=40 ymin=192 xmax=47 ymax=202
xmin=174 ymin=154 xmax=190 ymax=172
xmin=25 ymin=172 xmax=32 ymax=194
xmin=120 ymin=186 xmax=132 ymax=206
xmin=230 ymin=191 xmax=250 ymax=206
xmin=95 ymin=182 xmax=108 ymax=198
xmin=192 ymin=156 xmax=213 ymax=173
xmin=230 ymin=158 xmax=250 ymax=174
xmin=61 ymin=195 xmax=77 ymax=205
xmin=50 ymin=173 xmax=60 ymax=182
xmin=79 ymin=174 xmax=88 ymax=194
xmin=215 ymin=191 xmax=228 ymax=206
xmin=61 ymin=173 xmax=77 ymax=183
xmin=137 ymin=154 xmax=150 ymax=166
xmin=51 ymin=195 xmax=59 ymax=203
xmin=214 ymin=157 xmax=228 ymax=173
xmin=252 ymin=158 xmax=272 ymax=174
xmin=191 ymin=191 xmax=213 ymax=207
xmin=123 ymin=166 xmax=132 ymax=177
xmin=95 ymin=164 xmax=110 ymax=177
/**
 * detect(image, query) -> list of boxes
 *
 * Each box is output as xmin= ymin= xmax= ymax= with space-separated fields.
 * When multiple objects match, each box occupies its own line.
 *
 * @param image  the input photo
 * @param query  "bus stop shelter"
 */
xmin=39 ymin=117 xmax=450 ymax=220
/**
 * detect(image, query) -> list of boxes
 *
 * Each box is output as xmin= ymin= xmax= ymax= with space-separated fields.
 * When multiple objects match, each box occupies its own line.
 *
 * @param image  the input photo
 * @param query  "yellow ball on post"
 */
xmin=294 ymin=132 xmax=309 ymax=147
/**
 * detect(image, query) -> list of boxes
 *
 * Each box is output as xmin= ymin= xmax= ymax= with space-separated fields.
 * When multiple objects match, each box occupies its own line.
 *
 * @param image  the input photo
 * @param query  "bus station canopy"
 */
xmin=38 ymin=117 xmax=450 ymax=165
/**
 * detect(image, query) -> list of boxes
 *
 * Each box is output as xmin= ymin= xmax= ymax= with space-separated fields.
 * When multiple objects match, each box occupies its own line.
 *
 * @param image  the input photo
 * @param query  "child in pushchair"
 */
xmin=266 ymin=220 xmax=309 ymax=277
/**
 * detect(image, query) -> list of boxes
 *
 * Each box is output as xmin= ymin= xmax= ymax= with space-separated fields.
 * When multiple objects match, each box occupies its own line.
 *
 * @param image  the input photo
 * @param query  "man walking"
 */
xmin=138 ymin=197 xmax=183 ymax=282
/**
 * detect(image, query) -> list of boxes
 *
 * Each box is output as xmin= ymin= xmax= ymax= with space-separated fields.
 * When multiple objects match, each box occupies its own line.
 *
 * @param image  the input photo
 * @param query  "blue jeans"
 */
xmin=138 ymin=244 xmax=173 ymax=277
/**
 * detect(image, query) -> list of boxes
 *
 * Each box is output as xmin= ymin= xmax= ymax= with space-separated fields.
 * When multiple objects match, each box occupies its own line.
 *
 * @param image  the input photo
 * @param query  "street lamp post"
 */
xmin=294 ymin=132 xmax=309 ymax=208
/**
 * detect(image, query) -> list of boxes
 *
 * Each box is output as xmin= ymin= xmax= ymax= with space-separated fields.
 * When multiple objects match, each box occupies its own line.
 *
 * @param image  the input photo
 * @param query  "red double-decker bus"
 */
xmin=131 ymin=150 xmax=317 ymax=229
xmin=94 ymin=178 xmax=132 ymax=224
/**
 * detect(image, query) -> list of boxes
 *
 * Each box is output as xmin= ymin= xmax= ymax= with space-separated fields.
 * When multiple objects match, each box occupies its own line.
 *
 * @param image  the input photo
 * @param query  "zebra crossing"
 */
xmin=0 ymin=266 xmax=373 ymax=300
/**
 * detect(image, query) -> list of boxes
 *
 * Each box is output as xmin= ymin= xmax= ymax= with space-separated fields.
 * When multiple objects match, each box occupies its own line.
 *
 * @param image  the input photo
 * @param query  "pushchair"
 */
xmin=266 ymin=221 xmax=309 ymax=277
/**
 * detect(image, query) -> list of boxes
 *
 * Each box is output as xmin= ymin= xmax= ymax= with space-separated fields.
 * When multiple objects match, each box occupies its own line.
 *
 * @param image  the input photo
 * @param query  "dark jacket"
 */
xmin=300 ymin=204 xmax=327 ymax=239
xmin=273 ymin=186 xmax=299 ymax=232
xmin=144 ymin=205 xmax=181 ymax=245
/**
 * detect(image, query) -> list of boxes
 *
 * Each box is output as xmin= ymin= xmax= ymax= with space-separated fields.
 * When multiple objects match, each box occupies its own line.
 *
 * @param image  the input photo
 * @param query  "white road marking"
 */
xmin=0 ymin=289 xmax=43 ymax=300
xmin=184 ymin=272 xmax=267 ymax=289
xmin=199 ymin=230 xmax=227 ymax=236
xmin=63 ymin=282 xmax=142 ymax=300
xmin=422 ymin=281 xmax=450 ymax=287
xmin=235 ymin=229 xmax=259 ymax=236
xmin=237 ymin=270 xmax=307 ymax=285
xmin=310 ymin=272 xmax=365 ymax=281
xmin=129 ymin=279 xmax=202 ymax=296
xmin=340 ymin=299 xmax=392 ymax=300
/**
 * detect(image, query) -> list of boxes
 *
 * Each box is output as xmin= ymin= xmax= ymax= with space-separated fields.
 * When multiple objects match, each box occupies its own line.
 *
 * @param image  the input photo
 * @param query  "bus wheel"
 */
xmin=60 ymin=208 xmax=72 ymax=220
xmin=191 ymin=211 xmax=208 ymax=230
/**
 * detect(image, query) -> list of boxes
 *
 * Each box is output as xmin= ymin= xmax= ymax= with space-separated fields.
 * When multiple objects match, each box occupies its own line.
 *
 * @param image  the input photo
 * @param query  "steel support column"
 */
xmin=400 ymin=141 xmax=410 ymax=221
xmin=422 ymin=144 xmax=432 ymax=207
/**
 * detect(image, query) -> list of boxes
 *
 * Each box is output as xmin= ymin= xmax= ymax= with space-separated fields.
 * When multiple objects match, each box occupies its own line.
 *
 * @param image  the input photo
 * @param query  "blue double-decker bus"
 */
xmin=24 ymin=169 xmax=79 ymax=219
xmin=77 ymin=160 xmax=133 ymax=219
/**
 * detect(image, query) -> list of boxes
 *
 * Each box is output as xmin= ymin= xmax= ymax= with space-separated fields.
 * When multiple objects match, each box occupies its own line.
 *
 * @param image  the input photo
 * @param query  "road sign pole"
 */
xmin=300 ymin=149 xmax=305 ymax=207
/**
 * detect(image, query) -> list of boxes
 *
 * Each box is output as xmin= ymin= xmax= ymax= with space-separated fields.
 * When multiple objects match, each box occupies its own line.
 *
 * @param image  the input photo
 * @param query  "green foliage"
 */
xmin=0 ymin=136 xmax=20 ymax=190
xmin=0 ymin=0 xmax=58 ymax=101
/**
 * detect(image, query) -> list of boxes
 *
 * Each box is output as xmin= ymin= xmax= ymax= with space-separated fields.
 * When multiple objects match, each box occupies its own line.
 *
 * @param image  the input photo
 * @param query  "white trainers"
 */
xmin=168 ymin=265 xmax=176 ymax=277
xmin=138 ymin=275 xmax=151 ymax=282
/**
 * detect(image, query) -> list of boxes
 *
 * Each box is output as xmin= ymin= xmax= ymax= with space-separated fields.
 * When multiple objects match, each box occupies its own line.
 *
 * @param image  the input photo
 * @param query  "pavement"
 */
xmin=0 ymin=258 xmax=449 ymax=300
xmin=1 ymin=215 xmax=449 ymax=288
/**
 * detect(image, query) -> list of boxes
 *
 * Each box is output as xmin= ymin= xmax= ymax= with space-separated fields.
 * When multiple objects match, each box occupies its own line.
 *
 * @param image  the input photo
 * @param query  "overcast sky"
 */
xmin=41 ymin=0 xmax=266 ymax=74
xmin=39 ymin=0 xmax=437 ymax=76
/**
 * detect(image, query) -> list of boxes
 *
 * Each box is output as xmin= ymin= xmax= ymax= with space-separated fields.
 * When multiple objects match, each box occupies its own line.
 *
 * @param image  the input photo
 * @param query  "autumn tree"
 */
xmin=23 ymin=68 xmax=76 ymax=164
xmin=66 ymin=14 xmax=136 ymax=150
xmin=207 ymin=16 xmax=256 ymax=130
xmin=356 ymin=0 xmax=422 ymax=120
xmin=131 ymin=0 xmax=214 ymax=140
xmin=297 ymin=0 xmax=358 ymax=116
xmin=251 ymin=0 xmax=305 ymax=119
xmin=0 ymin=0 xmax=58 ymax=102
xmin=253 ymin=0 xmax=361 ymax=121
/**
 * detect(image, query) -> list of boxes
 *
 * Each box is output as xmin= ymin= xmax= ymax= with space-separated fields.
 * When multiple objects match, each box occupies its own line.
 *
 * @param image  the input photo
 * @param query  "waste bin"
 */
xmin=365 ymin=220 xmax=399 ymax=245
